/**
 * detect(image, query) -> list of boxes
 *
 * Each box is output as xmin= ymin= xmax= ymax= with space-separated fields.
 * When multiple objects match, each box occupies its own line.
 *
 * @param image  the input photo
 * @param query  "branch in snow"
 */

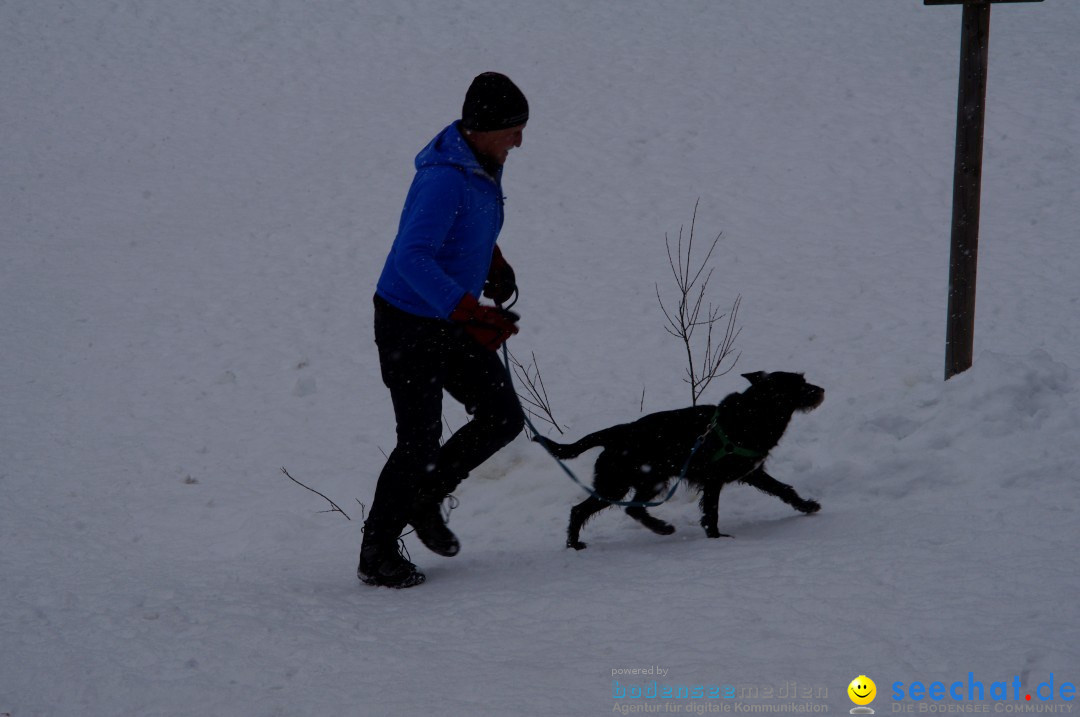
xmin=508 ymin=349 xmax=566 ymax=436
xmin=280 ymin=466 xmax=352 ymax=521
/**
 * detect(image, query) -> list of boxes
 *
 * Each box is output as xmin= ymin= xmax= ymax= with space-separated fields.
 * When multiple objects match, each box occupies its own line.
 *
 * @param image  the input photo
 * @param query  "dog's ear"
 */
xmin=742 ymin=371 xmax=768 ymax=385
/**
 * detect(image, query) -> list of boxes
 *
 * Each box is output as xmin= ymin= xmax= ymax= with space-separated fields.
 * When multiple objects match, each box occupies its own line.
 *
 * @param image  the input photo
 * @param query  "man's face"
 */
xmin=466 ymin=124 xmax=525 ymax=166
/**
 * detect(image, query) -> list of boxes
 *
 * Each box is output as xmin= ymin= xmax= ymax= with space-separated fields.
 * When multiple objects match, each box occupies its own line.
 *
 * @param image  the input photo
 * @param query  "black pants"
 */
xmin=365 ymin=295 xmax=525 ymax=543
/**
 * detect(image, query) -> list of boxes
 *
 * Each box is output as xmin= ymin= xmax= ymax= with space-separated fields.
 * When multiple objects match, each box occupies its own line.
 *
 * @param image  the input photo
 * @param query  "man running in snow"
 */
xmin=359 ymin=72 xmax=528 ymax=588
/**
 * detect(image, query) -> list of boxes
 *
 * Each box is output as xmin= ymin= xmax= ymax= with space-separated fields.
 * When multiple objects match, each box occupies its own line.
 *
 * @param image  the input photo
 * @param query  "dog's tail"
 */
xmin=533 ymin=428 xmax=619 ymax=459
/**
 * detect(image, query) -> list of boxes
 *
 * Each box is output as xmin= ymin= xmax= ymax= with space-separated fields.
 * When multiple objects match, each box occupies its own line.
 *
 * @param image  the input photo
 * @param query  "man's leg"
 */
xmin=407 ymin=329 xmax=524 ymax=557
xmin=432 ymin=328 xmax=525 ymax=496
xmin=360 ymin=300 xmax=446 ymax=587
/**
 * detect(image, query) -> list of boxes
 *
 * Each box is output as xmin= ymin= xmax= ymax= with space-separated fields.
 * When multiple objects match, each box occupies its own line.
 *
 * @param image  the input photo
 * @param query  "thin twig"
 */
xmin=281 ymin=466 xmax=352 ymax=520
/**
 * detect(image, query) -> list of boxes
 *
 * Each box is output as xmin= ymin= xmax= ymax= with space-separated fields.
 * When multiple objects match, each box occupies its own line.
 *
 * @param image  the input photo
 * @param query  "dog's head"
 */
xmin=741 ymin=371 xmax=825 ymax=413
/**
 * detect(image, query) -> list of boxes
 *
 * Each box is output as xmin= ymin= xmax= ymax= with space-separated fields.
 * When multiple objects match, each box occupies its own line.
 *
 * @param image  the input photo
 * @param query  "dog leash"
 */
xmin=498 ymin=290 xmax=709 ymax=508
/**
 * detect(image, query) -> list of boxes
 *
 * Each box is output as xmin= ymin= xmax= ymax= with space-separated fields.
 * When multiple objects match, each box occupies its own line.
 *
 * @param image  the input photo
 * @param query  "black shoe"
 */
xmin=357 ymin=541 xmax=426 ymax=589
xmin=410 ymin=496 xmax=460 ymax=557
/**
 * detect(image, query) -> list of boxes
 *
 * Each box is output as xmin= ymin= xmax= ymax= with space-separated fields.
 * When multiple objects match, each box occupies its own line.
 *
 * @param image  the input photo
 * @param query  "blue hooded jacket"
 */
xmin=375 ymin=121 xmax=505 ymax=319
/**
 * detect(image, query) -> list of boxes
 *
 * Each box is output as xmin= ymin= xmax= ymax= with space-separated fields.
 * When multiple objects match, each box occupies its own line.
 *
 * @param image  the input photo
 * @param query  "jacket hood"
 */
xmin=415 ymin=121 xmax=498 ymax=179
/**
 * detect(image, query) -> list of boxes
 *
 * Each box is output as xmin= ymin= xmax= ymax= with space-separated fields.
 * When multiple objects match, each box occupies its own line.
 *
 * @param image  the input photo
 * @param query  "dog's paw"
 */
xmin=701 ymin=520 xmax=728 ymax=539
xmin=567 ymin=539 xmax=588 ymax=550
xmin=800 ymin=500 xmax=821 ymax=514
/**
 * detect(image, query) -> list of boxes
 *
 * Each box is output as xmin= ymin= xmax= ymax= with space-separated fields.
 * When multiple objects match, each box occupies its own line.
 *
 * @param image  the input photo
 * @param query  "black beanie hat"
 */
xmin=461 ymin=72 xmax=529 ymax=132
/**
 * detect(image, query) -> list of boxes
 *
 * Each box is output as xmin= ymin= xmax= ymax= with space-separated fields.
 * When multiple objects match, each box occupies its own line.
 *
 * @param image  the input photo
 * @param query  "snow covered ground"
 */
xmin=3 ymin=2 xmax=1079 ymax=715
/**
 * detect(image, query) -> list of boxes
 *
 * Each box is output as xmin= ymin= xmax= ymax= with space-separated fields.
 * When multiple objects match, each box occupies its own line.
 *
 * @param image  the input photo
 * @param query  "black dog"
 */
xmin=535 ymin=372 xmax=824 ymax=550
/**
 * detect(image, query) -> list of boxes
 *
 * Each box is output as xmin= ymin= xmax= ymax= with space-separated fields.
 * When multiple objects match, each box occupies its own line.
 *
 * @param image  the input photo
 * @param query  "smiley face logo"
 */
xmin=848 ymin=675 xmax=877 ymax=706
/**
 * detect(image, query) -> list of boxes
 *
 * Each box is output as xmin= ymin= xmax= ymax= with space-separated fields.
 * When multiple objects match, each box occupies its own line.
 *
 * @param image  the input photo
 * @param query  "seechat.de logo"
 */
xmin=849 ymin=675 xmax=877 ymax=714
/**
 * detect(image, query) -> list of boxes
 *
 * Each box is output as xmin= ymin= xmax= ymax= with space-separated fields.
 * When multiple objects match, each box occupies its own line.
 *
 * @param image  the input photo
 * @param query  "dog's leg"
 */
xmin=624 ymin=484 xmax=676 ymax=537
xmin=739 ymin=468 xmax=821 ymax=514
xmin=567 ymin=495 xmax=612 ymax=550
xmin=698 ymin=480 xmax=732 ymax=539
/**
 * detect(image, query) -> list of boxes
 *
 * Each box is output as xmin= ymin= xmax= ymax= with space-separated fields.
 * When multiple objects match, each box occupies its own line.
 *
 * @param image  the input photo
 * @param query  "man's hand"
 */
xmin=450 ymin=293 xmax=520 ymax=351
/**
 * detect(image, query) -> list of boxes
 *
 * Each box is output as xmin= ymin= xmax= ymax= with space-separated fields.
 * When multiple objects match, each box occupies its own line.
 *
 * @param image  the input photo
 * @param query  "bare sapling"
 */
xmin=656 ymin=200 xmax=742 ymax=406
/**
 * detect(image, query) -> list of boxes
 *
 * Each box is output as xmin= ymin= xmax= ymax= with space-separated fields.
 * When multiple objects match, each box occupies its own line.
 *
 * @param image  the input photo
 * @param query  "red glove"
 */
xmin=483 ymin=245 xmax=517 ymax=305
xmin=449 ymin=293 xmax=520 ymax=351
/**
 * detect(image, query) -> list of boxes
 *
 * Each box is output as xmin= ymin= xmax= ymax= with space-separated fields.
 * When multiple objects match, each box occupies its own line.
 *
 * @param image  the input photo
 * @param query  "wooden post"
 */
xmin=926 ymin=0 xmax=1043 ymax=380
xmin=944 ymin=1 xmax=990 ymax=380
